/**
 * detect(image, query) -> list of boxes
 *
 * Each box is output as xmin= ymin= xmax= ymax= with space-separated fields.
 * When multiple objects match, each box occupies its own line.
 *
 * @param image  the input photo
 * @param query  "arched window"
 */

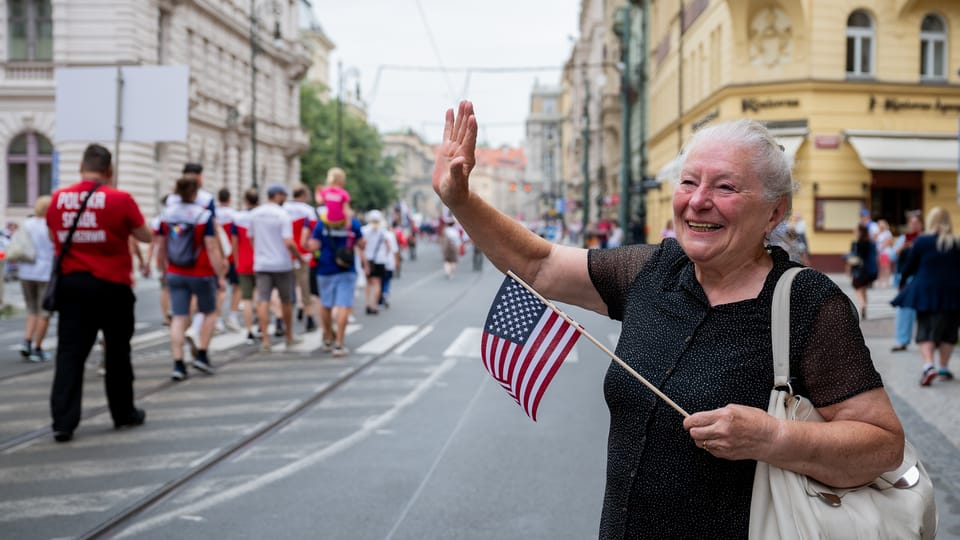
xmin=846 ymin=10 xmax=874 ymax=77
xmin=6 ymin=132 xmax=54 ymax=207
xmin=920 ymin=14 xmax=947 ymax=80
xmin=7 ymin=0 xmax=53 ymax=61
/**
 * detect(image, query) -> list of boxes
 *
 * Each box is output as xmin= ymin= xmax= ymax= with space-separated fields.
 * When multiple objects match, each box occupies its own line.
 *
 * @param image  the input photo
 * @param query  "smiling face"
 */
xmin=673 ymin=139 xmax=785 ymax=273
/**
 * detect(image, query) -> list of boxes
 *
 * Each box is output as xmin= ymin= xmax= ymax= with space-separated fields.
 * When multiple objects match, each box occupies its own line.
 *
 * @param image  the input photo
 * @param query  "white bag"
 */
xmin=748 ymin=267 xmax=938 ymax=540
xmin=6 ymin=225 xmax=35 ymax=263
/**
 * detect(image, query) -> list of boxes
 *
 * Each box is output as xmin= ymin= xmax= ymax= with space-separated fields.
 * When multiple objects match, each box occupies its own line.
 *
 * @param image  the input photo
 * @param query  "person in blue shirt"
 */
xmin=307 ymin=214 xmax=366 ymax=357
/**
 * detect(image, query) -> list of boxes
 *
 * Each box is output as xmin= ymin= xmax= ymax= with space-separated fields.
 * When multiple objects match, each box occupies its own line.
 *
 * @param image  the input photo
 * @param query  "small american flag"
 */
xmin=481 ymin=275 xmax=581 ymax=421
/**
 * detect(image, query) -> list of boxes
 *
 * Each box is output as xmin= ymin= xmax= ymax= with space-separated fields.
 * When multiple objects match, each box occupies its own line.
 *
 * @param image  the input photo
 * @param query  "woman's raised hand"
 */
xmin=432 ymin=100 xmax=478 ymax=209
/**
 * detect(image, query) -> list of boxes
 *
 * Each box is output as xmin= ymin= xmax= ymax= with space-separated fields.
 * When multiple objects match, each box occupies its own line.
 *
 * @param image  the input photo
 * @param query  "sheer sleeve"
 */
xmin=793 ymin=276 xmax=883 ymax=407
xmin=588 ymin=243 xmax=661 ymax=321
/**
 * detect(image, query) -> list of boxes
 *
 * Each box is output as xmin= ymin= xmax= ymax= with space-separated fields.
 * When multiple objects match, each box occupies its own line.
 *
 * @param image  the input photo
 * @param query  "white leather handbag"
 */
xmin=748 ymin=267 xmax=938 ymax=539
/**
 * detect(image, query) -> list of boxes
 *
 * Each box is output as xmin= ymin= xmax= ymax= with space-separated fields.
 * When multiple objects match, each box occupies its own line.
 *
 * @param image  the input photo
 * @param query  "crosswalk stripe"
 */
xmin=356 ymin=325 xmax=418 ymax=354
xmin=394 ymin=325 xmax=433 ymax=354
xmin=443 ymin=327 xmax=482 ymax=358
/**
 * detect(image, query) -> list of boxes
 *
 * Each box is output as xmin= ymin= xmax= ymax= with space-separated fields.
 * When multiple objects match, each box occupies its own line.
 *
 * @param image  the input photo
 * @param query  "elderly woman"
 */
xmin=892 ymin=207 xmax=960 ymax=386
xmin=434 ymin=102 xmax=904 ymax=539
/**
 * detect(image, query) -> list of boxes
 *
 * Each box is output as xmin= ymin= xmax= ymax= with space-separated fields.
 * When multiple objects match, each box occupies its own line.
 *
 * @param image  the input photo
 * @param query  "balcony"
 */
xmin=2 ymin=62 xmax=54 ymax=82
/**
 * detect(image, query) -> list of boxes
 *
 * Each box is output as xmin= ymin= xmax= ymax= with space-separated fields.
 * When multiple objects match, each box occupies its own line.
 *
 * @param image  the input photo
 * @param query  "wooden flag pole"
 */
xmin=506 ymin=270 xmax=690 ymax=419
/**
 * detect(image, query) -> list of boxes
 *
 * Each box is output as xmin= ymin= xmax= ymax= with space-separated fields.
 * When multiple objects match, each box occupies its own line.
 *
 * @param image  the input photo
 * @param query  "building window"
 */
xmin=6 ymin=132 xmax=54 ymax=207
xmin=845 ymin=10 xmax=874 ymax=78
xmin=920 ymin=14 xmax=947 ymax=81
xmin=7 ymin=0 xmax=53 ymax=61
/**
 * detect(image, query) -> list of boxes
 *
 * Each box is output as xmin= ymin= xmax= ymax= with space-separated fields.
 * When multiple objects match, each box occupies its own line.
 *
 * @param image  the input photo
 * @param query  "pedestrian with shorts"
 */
xmin=46 ymin=144 xmax=152 ymax=443
xmin=308 ymin=211 xmax=365 ymax=357
xmin=250 ymin=184 xmax=302 ymax=352
xmin=283 ymin=184 xmax=318 ymax=332
xmin=362 ymin=209 xmax=392 ymax=315
xmin=157 ymin=176 xmax=225 ymax=381
xmin=232 ymin=188 xmax=259 ymax=344
xmin=216 ymin=188 xmax=242 ymax=332
xmin=17 ymin=195 xmax=55 ymax=362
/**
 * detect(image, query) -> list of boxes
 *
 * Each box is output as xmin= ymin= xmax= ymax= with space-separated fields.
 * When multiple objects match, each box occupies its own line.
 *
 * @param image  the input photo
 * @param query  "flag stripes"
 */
xmin=481 ymin=276 xmax=581 ymax=421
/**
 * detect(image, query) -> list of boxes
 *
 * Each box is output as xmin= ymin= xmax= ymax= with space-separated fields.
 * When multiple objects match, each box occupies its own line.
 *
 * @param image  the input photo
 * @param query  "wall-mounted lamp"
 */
xmin=861 ymin=182 xmax=870 ymax=194
xmin=813 ymin=182 xmax=819 ymax=195
xmin=930 ymin=183 xmax=938 ymax=195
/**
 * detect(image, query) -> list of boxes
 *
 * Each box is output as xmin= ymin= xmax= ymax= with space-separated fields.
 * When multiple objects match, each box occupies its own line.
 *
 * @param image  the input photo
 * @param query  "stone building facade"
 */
xmin=0 ymin=0 xmax=311 ymax=223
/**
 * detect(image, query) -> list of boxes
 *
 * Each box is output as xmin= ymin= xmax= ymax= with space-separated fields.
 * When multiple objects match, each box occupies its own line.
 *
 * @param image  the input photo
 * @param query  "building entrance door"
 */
xmin=870 ymin=170 xmax=923 ymax=231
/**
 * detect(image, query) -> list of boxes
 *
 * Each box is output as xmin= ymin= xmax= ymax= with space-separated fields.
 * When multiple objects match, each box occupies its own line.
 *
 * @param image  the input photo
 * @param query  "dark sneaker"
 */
xmin=305 ymin=316 xmax=317 ymax=333
xmin=192 ymin=357 xmax=215 ymax=374
xmin=19 ymin=341 xmax=31 ymax=358
xmin=920 ymin=366 xmax=937 ymax=387
xmin=114 ymin=408 xmax=146 ymax=430
xmin=171 ymin=361 xmax=188 ymax=381
xmin=274 ymin=321 xmax=285 ymax=337
xmin=938 ymin=369 xmax=954 ymax=381
xmin=890 ymin=344 xmax=908 ymax=352
xmin=30 ymin=349 xmax=52 ymax=362
xmin=53 ymin=430 xmax=73 ymax=443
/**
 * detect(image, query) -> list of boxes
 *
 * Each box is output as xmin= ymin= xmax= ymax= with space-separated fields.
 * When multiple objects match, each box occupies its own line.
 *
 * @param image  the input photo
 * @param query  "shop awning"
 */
xmin=845 ymin=130 xmax=959 ymax=171
xmin=775 ymin=135 xmax=805 ymax=165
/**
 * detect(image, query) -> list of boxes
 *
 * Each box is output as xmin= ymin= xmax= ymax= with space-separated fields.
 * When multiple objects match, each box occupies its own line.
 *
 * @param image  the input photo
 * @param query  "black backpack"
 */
xmin=165 ymin=208 xmax=208 ymax=267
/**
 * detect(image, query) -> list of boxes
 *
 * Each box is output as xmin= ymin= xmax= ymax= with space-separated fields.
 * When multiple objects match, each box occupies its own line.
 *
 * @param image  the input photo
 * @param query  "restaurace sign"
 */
xmin=869 ymin=96 xmax=960 ymax=114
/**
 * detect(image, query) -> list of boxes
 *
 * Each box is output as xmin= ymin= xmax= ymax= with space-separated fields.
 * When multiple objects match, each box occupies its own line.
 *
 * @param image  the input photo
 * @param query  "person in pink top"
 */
xmin=316 ymin=167 xmax=352 ymax=227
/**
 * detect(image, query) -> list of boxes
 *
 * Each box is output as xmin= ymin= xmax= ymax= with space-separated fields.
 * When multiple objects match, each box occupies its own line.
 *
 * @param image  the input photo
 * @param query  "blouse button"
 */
xmin=684 ymin=335 xmax=692 ymax=343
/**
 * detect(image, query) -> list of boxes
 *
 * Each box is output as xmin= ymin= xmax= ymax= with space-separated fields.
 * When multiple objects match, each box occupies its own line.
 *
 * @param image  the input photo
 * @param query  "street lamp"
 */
xmin=249 ymin=0 xmax=282 ymax=190
xmin=336 ymin=61 xmax=361 ymax=166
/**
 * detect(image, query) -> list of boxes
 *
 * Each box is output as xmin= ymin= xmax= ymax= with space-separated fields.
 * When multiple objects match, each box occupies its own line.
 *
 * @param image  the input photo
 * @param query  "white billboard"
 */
xmin=55 ymin=65 xmax=189 ymax=143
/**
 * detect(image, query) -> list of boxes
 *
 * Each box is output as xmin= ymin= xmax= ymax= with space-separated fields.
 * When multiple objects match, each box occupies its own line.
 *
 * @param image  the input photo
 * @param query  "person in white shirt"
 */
xmin=216 ymin=188 xmax=242 ymax=331
xmin=379 ymin=221 xmax=401 ymax=309
xmin=282 ymin=185 xmax=318 ymax=332
xmin=17 ymin=196 xmax=56 ymax=362
xmin=361 ymin=210 xmax=393 ymax=314
xmin=249 ymin=184 xmax=301 ymax=351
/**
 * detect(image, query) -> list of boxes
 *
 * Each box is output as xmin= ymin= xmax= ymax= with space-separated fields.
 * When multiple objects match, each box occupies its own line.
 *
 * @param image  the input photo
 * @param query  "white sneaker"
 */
xmin=215 ymin=318 xmax=226 ymax=334
xmin=225 ymin=314 xmax=242 ymax=332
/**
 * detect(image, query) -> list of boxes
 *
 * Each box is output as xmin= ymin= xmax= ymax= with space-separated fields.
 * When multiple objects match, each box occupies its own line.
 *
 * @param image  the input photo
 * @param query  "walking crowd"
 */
xmin=846 ymin=207 xmax=960 ymax=387
xmin=6 ymin=145 xmax=417 ymax=443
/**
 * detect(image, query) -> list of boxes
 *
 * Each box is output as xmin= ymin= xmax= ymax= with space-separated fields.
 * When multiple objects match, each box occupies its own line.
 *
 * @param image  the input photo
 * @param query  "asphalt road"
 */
xmin=0 ymin=244 xmax=957 ymax=539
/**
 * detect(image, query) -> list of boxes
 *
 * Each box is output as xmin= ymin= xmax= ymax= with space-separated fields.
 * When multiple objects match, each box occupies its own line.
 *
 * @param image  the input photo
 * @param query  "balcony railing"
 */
xmin=2 ymin=62 xmax=55 ymax=81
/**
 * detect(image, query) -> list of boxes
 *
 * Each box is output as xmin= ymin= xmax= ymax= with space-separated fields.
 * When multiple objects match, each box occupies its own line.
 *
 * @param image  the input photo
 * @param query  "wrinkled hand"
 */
xmin=432 ymin=100 xmax=478 ymax=209
xmin=683 ymin=404 xmax=779 ymax=460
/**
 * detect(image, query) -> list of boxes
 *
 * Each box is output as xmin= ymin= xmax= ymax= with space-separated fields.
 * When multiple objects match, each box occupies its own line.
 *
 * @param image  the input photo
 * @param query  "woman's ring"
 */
xmin=702 ymin=440 xmax=710 ymax=451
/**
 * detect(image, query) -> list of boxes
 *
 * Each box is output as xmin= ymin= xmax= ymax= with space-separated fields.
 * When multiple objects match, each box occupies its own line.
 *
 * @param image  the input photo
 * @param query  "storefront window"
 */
xmin=6 ymin=132 xmax=54 ymax=207
xmin=845 ymin=10 xmax=874 ymax=78
xmin=920 ymin=14 xmax=947 ymax=81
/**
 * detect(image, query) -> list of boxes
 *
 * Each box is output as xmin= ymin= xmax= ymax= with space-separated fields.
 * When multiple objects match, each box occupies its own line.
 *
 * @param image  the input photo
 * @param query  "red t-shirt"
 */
xmin=231 ymin=210 xmax=255 ymax=275
xmin=46 ymin=179 xmax=145 ymax=286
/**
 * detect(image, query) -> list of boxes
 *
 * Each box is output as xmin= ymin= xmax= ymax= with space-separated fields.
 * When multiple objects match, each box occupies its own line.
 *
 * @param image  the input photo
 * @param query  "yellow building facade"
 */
xmin=645 ymin=0 xmax=960 ymax=270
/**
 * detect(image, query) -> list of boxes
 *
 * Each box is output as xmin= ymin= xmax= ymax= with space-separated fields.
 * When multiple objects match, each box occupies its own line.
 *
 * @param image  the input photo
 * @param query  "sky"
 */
xmin=310 ymin=0 xmax=582 ymax=148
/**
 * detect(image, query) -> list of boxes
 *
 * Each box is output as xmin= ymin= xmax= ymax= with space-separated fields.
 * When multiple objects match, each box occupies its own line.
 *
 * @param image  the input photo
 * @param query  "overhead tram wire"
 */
xmin=367 ymin=62 xmax=613 ymax=108
xmin=413 ymin=0 xmax=458 ymax=102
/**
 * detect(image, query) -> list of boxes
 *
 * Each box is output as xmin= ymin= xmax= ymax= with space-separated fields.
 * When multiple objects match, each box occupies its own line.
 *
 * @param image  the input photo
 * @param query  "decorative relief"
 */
xmin=749 ymin=6 xmax=792 ymax=67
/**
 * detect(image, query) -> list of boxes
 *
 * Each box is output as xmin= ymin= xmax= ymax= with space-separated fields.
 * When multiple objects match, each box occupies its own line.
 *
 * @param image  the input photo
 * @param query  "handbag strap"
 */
xmin=58 ymin=183 xmax=101 ymax=262
xmin=771 ymin=267 xmax=809 ymax=388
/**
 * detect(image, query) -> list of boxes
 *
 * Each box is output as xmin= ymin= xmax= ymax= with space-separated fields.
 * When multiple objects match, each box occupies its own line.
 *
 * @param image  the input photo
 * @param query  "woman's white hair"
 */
xmin=678 ymin=119 xmax=797 ymax=214
xmin=677 ymin=118 xmax=800 ymax=255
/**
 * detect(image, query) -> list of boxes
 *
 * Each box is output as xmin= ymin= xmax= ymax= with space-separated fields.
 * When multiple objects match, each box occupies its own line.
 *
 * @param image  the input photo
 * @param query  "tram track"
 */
xmin=77 ymin=271 xmax=481 ymax=539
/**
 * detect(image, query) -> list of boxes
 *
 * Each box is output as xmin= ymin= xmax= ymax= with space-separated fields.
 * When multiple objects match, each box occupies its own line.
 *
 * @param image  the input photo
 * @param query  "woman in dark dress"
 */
xmin=433 ymin=101 xmax=904 ymax=539
xmin=848 ymin=223 xmax=878 ymax=319
xmin=892 ymin=207 xmax=960 ymax=386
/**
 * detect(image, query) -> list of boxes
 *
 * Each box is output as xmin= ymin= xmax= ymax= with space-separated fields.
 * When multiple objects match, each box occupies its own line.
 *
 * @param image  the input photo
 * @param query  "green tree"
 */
xmin=300 ymin=83 xmax=397 ymax=213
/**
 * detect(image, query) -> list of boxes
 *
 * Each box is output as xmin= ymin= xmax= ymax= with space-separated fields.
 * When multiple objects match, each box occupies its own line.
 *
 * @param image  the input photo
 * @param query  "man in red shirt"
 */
xmin=46 ymin=144 xmax=153 ymax=443
xmin=232 ymin=188 xmax=259 ymax=343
